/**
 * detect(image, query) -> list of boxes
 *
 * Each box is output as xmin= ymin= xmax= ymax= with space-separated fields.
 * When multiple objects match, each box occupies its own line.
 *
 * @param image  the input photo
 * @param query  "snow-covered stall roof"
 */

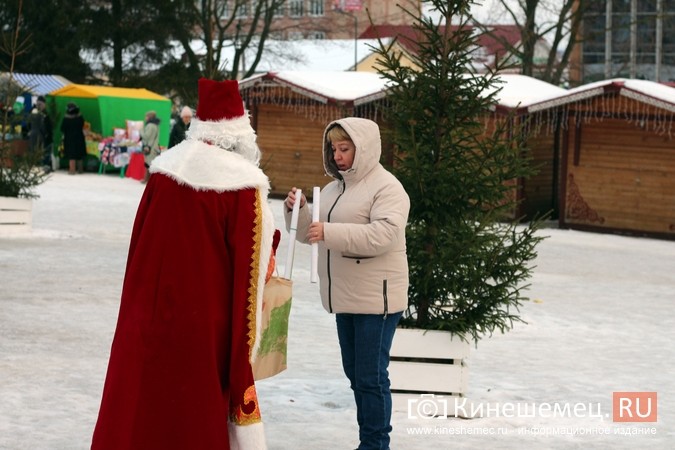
xmin=239 ymin=71 xmax=389 ymax=124
xmin=485 ymin=74 xmax=568 ymax=110
xmin=506 ymin=78 xmax=675 ymax=137
xmin=240 ymin=72 xmax=564 ymax=108
xmin=239 ymin=71 xmax=388 ymax=106
xmin=240 ymin=71 xmax=675 ymax=136
xmin=525 ymin=78 xmax=675 ymax=113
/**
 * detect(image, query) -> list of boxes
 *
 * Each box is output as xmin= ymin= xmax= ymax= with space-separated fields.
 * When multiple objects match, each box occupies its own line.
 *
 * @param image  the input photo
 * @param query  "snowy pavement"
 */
xmin=1 ymin=171 xmax=673 ymax=449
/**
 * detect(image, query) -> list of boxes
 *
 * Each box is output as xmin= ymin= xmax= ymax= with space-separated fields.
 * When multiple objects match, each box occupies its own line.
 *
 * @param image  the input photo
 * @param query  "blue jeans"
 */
xmin=336 ymin=312 xmax=402 ymax=450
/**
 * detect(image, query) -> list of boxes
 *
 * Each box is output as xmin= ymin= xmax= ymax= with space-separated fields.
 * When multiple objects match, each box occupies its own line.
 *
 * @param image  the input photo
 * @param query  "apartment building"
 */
xmin=572 ymin=0 xmax=675 ymax=83
xmin=229 ymin=0 xmax=419 ymax=40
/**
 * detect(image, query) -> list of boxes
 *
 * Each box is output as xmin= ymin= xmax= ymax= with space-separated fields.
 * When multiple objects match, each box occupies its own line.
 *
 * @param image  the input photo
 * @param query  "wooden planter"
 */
xmin=390 ymin=328 xmax=471 ymax=418
xmin=0 ymin=196 xmax=33 ymax=234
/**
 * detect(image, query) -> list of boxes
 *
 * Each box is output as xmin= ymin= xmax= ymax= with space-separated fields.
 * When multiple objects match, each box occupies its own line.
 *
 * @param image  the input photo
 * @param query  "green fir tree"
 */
xmin=371 ymin=0 xmax=547 ymax=342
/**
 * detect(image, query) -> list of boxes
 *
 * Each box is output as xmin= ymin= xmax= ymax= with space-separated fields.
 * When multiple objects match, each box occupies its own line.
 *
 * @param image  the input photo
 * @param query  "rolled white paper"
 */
xmin=284 ymin=189 xmax=301 ymax=280
xmin=310 ymin=186 xmax=320 ymax=283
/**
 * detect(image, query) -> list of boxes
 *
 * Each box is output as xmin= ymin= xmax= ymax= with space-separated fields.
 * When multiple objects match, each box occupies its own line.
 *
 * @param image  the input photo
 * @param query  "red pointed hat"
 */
xmin=188 ymin=77 xmax=259 ymax=163
xmin=196 ymin=78 xmax=245 ymax=121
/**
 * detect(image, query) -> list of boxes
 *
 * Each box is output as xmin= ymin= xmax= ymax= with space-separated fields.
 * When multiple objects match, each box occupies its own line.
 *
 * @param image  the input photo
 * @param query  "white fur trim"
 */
xmin=187 ymin=116 xmax=260 ymax=164
xmin=150 ymin=140 xmax=269 ymax=193
xmin=228 ymin=421 xmax=267 ymax=450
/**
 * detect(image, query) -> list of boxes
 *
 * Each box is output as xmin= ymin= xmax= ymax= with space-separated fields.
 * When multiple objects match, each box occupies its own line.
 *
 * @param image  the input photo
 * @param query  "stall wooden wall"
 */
xmin=520 ymin=120 xmax=558 ymax=220
xmin=245 ymin=86 xmax=388 ymax=198
xmin=252 ymin=103 xmax=334 ymax=197
xmin=560 ymin=96 xmax=675 ymax=238
xmin=480 ymin=113 xmax=558 ymax=222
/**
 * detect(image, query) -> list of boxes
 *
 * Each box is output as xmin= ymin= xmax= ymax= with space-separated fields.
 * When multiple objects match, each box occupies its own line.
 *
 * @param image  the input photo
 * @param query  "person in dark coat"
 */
xmin=60 ymin=102 xmax=86 ymax=174
xmin=169 ymin=105 xmax=192 ymax=148
xmin=28 ymin=104 xmax=44 ymax=153
xmin=30 ymin=96 xmax=54 ymax=171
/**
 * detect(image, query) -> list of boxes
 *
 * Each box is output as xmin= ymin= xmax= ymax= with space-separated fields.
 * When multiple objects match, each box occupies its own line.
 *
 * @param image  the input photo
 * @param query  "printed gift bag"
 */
xmin=252 ymin=275 xmax=293 ymax=380
xmin=252 ymin=195 xmax=303 ymax=381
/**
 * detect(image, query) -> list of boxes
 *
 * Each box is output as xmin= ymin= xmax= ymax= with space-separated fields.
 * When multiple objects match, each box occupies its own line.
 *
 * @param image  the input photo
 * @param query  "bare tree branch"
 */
xmin=473 ymin=0 xmax=588 ymax=85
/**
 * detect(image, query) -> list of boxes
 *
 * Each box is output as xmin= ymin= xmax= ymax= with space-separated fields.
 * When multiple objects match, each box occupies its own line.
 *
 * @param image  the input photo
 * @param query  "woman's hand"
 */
xmin=284 ymin=187 xmax=306 ymax=211
xmin=308 ymin=222 xmax=324 ymax=243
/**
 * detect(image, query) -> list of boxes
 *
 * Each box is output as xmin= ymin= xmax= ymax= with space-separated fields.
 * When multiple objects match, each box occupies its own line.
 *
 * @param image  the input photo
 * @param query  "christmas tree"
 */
xmin=372 ymin=0 xmax=547 ymax=341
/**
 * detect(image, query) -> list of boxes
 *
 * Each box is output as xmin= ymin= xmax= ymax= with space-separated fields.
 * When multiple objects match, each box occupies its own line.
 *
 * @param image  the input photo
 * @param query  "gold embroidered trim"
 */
xmin=247 ymin=189 xmax=263 ymax=359
xmin=231 ymin=384 xmax=262 ymax=425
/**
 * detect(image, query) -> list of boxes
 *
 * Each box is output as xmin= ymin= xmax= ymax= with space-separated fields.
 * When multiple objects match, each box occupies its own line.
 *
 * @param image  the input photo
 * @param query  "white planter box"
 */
xmin=390 ymin=328 xmax=472 ymax=418
xmin=0 ymin=196 xmax=33 ymax=234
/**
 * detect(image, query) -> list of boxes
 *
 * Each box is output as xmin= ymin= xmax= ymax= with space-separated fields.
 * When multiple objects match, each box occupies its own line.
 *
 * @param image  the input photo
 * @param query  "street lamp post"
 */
xmin=349 ymin=13 xmax=357 ymax=71
xmin=334 ymin=1 xmax=360 ymax=71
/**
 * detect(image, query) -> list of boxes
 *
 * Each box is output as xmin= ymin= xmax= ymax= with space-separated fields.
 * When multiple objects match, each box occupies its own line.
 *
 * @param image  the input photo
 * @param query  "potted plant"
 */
xmin=370 ymin=0 xmax=546 ymax=414
xmin=0 ymin=95 xmax=50 ymax=234
xmin=0 ymin=1 xmax=50 ymax=234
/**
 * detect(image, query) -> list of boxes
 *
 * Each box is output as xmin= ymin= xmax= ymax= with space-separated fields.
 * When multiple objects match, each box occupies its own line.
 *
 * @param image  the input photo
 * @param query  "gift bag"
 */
xmin=252 ymin=193 xmax=302 ymax=380
xmin=252 ymin=275 xmax=293 ymax=380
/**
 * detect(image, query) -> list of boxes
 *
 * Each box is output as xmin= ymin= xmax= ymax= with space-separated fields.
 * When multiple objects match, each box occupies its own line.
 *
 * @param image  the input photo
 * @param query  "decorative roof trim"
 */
xmin=353 ymin=91 xmax=387 ymax=106
xmin=621 ymin=89 xmax=675 ymax=113
xmin=527 ymin=87 xmax=606 ymax=113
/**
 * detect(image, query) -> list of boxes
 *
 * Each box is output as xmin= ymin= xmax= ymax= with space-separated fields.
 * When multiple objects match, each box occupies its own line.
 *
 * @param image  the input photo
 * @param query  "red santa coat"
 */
xmin=91 ymin=139 xmax=274 ymax=450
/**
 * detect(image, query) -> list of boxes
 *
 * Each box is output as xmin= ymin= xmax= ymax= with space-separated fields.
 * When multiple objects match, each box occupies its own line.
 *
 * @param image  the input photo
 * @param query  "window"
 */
xmin=611 ymin=13 xmax=631 ymax=57
xmin=289 ymin=0 xmax=304 ymax=17
xmin=637 ymin=0 xmax=658 ymax=13
xmin=308 ymin=30 xmax=326 ymax=39
xmin=612 ymin=0 xmax=631 ymax=13
xmin=235 ymin=0 xmax=250 ymax=18
xmin=274 ymin=0 xmax=286 ymax=17
xmin=586 ymin=1 xmax=607 ymax=14
xmin=584 ymin=54 xmax=605 ymax=64
xmin=636 ymin=15 xmax=656 ymax=55
xmin=308 ymin=0 xmax=324 ymax=16
xmin=664 ymin=14 xmax=675 ymax=58
xmin=219 ymin=1 xmax=231 ymax=19
xmin=636 ymin=53 xmax=655 ymax=64
xmin=583 ymin=14 xmax=606 ymax=54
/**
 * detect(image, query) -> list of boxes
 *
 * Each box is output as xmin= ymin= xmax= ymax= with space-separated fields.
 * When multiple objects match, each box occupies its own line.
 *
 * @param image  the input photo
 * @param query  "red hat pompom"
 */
xmin=196 ymin=78 xmax=245 ymax=122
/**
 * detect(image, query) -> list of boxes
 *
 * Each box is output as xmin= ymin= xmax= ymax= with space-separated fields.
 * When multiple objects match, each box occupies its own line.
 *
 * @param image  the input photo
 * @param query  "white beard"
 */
xmin=186 ymin=116 xmax=261 ymax=165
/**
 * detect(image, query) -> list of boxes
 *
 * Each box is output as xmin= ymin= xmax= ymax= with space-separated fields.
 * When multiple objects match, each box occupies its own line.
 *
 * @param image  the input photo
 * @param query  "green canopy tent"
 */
xmin=47 ymin=84 xmax=171 ymax=170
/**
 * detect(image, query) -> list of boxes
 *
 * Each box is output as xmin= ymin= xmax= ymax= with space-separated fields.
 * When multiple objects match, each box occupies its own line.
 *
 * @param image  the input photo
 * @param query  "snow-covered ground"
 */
xmin=1 ymin=171 xmax=673 ymax=449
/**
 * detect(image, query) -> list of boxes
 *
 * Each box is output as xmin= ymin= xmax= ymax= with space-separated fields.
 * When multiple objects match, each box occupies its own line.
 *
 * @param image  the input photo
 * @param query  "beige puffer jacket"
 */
xmin=286 ymin=117 xmax=410 ymax=315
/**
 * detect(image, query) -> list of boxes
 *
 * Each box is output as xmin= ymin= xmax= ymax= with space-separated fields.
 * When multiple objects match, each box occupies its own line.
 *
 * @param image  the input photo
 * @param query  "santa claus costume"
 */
xmin=91 ymin=79 xmax=274 ymax=450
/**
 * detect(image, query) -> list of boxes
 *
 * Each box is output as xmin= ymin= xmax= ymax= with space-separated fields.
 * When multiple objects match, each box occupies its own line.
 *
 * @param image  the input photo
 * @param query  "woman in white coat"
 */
xmin=285 ymin=117 xmax=409 ymax=450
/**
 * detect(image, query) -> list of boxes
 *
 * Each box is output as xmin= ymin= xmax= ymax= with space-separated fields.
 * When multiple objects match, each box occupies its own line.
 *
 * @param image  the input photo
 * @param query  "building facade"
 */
xmin=228 ymin=0 xmax=420 ymax=40
xmin=574 ymin=0 xmax=675 ymax=84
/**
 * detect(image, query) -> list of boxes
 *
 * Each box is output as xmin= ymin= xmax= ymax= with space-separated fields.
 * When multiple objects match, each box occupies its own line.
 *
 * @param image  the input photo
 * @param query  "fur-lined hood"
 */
xmin=322 ymin=117 xmax=381 ymax=182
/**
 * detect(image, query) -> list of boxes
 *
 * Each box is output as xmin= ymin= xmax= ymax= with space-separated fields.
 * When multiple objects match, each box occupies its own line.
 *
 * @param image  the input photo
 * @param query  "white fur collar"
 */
xmin=149 ymin=140 xmax=269 ymax=193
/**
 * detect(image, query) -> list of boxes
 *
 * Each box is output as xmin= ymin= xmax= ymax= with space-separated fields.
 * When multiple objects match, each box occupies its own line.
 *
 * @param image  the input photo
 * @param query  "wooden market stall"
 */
xmin=484 ymin=75 xmax=568 ymax=221
xmin=521 ymin=79 xmax=675 ymax=239
xmin=239 ymin=72 xmax=570 ymax=215
xmin=239 ymin=71 xmax=388 ymax=197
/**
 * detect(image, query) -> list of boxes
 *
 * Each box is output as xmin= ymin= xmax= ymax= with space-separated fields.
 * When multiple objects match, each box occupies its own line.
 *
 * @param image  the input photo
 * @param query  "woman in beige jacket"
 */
xmin=285 ymin=117 xmax=409 ymax=450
